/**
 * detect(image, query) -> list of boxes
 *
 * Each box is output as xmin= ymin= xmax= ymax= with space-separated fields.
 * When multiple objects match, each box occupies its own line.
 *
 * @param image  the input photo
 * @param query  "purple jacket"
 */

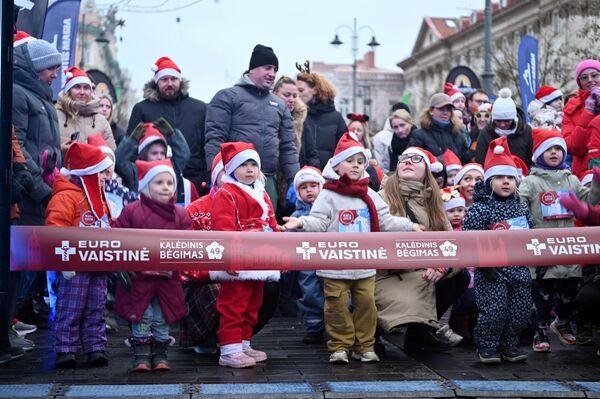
xmin=113 ymin=194 xmax=192 ymax=324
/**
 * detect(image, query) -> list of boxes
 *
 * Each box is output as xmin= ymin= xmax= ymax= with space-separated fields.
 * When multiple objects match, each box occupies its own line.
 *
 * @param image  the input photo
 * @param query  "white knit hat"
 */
xmin=492 ymin=88 xmax=517 ymax=121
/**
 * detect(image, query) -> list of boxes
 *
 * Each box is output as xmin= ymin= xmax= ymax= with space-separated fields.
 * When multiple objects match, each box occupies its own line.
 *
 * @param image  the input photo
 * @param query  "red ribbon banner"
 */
xmin=9 ymin=226 xmax=600 ymax=272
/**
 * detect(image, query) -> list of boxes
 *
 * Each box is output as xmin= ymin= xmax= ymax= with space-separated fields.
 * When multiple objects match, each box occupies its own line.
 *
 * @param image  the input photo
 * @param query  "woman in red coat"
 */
xmin=210 ymin=142 xmax=279 ymax=369
xmin=114 ymin=159 xmax=192 ymax=372
xmin=562 ymin=59 xmax=600 ymax=175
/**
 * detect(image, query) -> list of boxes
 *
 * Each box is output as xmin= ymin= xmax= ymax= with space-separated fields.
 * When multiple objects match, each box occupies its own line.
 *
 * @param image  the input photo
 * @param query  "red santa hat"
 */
xmin=138 ymin=123 xmax=168 ymax=154
xmin=535 ymin=85 xmax=563 ymax=105
xmin=580 ymin=169 xmax=593 ymax=186
xmin=331 ymin=132 xmax=371 ymax=167
xmin=87 ymin=133 xmax=115 ymax=161
xmin=63 ymin=67 xmax=93 ymax=93
xmin=512 ymin=155 xmax=529 ymax=178
xmin=531 ymin=128 xmax=566 ymax=162
xmin=293 ymin=166 xmax=325 ymax=197
xmin=14 ymin=30 xmax=34 ymax=47
xmin=137 ymin=159 xmax=177 ymax=192
xmin=442 ymin=149 xmax=462 ymax=173
xmin=454 ymin=163 xmax=485 ymax=185
xmin=484 ymin=136 xmax=518 ymax=181
xmin=60 ymin=142 xmax=113 ymax=220
xmin=402 ymin=146 xmax=443 ymax=173
xmin=440 ymin=186 xmax=466 ymax=210
xmin=210 ymin=152 xmax=224 ymax=187
xmin=220 ymin=142 xmax=261 ymax=176
xmin=444 ymin=82 xmax=465 ymax=103
xmin=151 ymin=56 xmax=181 ymax=82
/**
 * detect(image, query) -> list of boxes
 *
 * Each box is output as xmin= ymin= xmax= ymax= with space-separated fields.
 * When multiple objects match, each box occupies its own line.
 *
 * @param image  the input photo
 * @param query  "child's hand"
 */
xmin=281 ymin=217 xmax=303 ymax=231
xmin=560 ymin=191 xmax=590 ymax=220
xmin=412 ymin=223 xmax=425 ymax=232
xmin=276 ymin=224 xmax=287 ymax=232
xmin=226 ymin=270 xmax=240 ymax=277
xmin=421 ymin=268 xmax=444 ymax=283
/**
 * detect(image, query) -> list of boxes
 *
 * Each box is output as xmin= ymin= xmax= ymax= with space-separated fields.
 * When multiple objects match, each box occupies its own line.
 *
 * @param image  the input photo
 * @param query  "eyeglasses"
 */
xmin=475 ymin=112 xmax=491 ymax=118
xmin=398 ymin=154 xmax=424 ymax=164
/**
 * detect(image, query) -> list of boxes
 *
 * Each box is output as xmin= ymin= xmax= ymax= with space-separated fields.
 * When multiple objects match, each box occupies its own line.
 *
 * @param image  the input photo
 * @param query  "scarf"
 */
xmin=533 ymin=154 xmax=567 ymax=170
xmin=432 ymin=115 xmax=451 ymax=128
xmin=324 ymin=174 xmax=380 ymax=232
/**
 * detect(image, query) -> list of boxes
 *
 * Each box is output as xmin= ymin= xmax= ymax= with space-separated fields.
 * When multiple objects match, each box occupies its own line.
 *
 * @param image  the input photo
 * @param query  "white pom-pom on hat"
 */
xmin=494 ymin=145 xmax=504 ymax=154
xmin=151 ymin=64 xmax=158 ymax=72
xmin=430 ymin=161 xmax=443 ymax=173
xmin=498 ymin=87 xmax=513 ymax=99
xmin=65 ymin=72 xmax=73 ymax=79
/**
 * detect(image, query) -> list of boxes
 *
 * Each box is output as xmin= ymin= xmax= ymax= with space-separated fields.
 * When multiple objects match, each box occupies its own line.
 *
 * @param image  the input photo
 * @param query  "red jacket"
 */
xmin=211 ymin=183 xmax=277 ymax=232
xmin=562 ymin=90 xmax=599 ymax=175
xmin=113 ymin=194 xmax=192 ymax=324
xmin=181 ymin=194 xmax=214 ymax=283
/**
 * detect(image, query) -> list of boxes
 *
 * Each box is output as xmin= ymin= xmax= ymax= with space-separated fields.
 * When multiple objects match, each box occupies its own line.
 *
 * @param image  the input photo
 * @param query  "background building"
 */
xmin=398 ymin=0 xmax=600 ymax=114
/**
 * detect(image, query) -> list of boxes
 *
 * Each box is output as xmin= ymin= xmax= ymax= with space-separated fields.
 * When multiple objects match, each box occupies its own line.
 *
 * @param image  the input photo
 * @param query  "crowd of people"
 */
xmin=2 ymin=31 xmax=600 ymax=372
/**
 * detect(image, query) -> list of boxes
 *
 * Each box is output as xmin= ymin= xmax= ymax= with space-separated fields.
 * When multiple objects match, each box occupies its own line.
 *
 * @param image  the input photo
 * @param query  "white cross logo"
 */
xmin=55 ymin=241 xmax=76 ymax=261
xmin=296 ymin=242 xmax=317 ymax=260
xmin=526 ymin=239 xmax=547 ymax=256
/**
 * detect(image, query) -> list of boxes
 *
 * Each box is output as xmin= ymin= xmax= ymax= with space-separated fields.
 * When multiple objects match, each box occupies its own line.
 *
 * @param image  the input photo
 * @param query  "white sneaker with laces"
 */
xmin=436 ymin=325 xmax=463 ymax=346
xmin=329 ymin=350 xmax=349 ymax=364
xmin=243 ymin=347 xmax=267 ymax=362
xmin=352 ymin=351 xmax=380 ymax=363
xmin=218 ymin=352 xmax=256 ymax=368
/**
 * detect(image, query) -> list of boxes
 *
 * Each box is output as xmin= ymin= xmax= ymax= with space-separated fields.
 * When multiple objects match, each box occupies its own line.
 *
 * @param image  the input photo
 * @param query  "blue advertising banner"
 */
xmin=41 ymin=0 xmax=81 ymax=100
xmin=518 ymin=35 xmax=538 ymax=123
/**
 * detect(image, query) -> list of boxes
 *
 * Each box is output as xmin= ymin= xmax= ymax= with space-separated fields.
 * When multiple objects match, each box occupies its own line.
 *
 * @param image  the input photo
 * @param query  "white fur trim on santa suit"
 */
xmin=208 ymin=270 xmax=280 ymax=282
xmin=293 ymin=168 xmax=325 ymax=197
xmin=154 ymin=68 xmax=182 ymax=82
xmin=331 ymin=147 xmax=371 ymax=167
xmin=211 ymin=160 xmax=224 ymax=186
xmin=539 ymin=89 xmax=563 ymax=104
xmin=454 ymin=164 xmax=484 ymax=185
xmin=484 ymin=165 xmax=519 ymax=181
xmin=221 ymin=174 xmax=269 ymax=220
xmin=444 ymin=197 xmax=466 ymax=210
xmin=224 ymin=149 xmax=261 ymax=175
xmin=138 ymin=164 xmax=177 ymax=192
xmin=402 ymin=147 xmax=443 ymax=173
xmin=60 ymin=155 xmax=113 ymax=177
xmin=532 ymin=137 xmax=567 ymax=162
xmin=138 ymin=136 xmax=166 ymax=154
xmin=64 ymin=75 xmax=93 ymax=93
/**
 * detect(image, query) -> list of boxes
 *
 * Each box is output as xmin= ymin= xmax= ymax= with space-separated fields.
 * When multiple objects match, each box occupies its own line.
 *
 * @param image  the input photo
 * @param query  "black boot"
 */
xmin=404 ymin=323 xmax=451 ymax=353
xmin=151 ymin=340 xmax=170 ymax=371
xmin=130 ymin=337 xmax=151 ymax=372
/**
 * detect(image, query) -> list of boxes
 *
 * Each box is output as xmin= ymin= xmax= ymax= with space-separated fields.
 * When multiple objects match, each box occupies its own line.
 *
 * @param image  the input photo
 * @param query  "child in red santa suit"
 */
xmin=210 ymin=142 xmax=279 ymax=368
xmin=113 ymin=159 xmax=191 ymax=372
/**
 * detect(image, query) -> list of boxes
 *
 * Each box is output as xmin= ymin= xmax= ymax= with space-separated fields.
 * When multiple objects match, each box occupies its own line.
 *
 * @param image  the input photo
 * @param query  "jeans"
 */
xmin=132 ymin=297 xmax=169 ymax=343
xmin=297 ymin=271 xmax=324 ymax=332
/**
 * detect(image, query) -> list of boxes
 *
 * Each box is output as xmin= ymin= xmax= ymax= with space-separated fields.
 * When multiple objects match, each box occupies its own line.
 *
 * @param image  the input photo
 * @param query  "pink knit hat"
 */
xmin=575 ymin=59 xmax=600 ymax=88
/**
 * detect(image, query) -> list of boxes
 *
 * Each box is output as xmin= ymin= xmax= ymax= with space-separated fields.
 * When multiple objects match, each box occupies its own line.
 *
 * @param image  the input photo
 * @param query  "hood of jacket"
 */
xmin=52 ymin=174 xmax=83 ymax=197
xmin=143 ymin=77 xmax=191 ymax=102
xmin=13 ymin=44 xmax=54 ymax=102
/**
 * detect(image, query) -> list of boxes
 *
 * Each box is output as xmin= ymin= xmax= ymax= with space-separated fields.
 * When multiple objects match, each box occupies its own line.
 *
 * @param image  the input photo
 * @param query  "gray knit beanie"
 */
xmin=27 ymin=39 xmax=61 ymax=72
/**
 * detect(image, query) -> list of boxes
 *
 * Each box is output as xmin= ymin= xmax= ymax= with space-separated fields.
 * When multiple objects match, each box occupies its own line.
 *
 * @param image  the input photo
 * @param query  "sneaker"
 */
xmin=499 ymin=346 xmax=527 ymax=363
xmin=6 ymin=346 xmax=25 ymax=360
xmin=436 ymin=325 xmax=463 ymax=346
xmin=550 ymin=320 xmax=576 ymax=345
xmin=329 ymin=350 xmax=349 ymax=364
xmin=55 ymin=352 xmax=76 ymax=368
xmin=243 ymin=347 xmax=267 ymax=362
xmin=219 ymin=352 xmax=256 ymax=368
xmin=302 ymin=331 xmax=323 ymax=344
xmin=351 ymin=351 xmax=380 ymax=363
xmin=532 ymin=329 xmax=551 ymax=352
xmin=8 ymin=329 xmax=34 ymax=351
xmin=87 ymin=351 xmax=109 ymax=367
xmin=11 ymin=319 xmax=37 ymax=337
xmin=477 ymin=348 xmax=501 ymax=364
xmin=576 ymin=325 xmax=594 ymax=346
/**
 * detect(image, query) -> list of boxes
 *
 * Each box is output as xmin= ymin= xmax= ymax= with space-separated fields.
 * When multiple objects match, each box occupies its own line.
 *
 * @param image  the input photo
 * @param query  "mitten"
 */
xmin=129 ymin=122 xmax=147 ymax=142
xmin=41 ymin=148 xmax=57 ymax=174
xmin=585 ymin=93 xmax=598 ymax=112
xmin=480 ymin=267 xmax=499 ymax=283
xmin=152 ymin=117 xmax=175 ymax=137
xmin=560 ymin=191 xmax=590 ymax=220
xmin=285 ymin=180 xmax=297 ymax=207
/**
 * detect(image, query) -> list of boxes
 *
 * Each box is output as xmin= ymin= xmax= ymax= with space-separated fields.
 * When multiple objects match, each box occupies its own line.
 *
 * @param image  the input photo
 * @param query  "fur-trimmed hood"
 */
xmin=143 ymin=77 xmax=191 ymax=102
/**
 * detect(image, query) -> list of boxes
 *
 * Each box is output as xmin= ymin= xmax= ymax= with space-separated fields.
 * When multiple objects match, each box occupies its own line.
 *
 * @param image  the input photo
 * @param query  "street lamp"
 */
xmin=330 ymin=18 xmax=380 ymax=113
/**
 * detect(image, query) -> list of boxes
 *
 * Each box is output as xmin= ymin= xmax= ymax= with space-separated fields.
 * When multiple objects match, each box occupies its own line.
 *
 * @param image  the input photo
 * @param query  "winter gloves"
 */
xmin=152 ymin=117 xmax=175 ymax=137
xmin=129 ymin=122 xmax=147 ymax=143
xmin=285 ymin=179 xmax=297 ymax=207
xmin=560 ymin=191 xmax=590 ymax=221
xmin=41 ymin=148 xmax=59 ymax=188
xmin=584 ymin=86 xmax=600 ymax=113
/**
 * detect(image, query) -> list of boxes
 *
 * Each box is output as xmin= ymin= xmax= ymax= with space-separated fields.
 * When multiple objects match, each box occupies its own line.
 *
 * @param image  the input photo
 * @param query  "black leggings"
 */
xmin=436 ymin=269 xmax=471 ymax=319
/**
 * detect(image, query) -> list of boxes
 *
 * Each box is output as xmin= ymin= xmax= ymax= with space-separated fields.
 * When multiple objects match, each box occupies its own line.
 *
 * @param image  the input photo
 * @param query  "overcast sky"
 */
xmin=110 ymin=0 xmax=484 ymax=102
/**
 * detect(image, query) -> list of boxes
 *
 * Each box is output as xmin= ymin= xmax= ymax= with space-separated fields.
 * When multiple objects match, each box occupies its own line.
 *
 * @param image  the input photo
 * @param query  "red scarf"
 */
xmin=324 ymin=174 xmax=380 ymax=232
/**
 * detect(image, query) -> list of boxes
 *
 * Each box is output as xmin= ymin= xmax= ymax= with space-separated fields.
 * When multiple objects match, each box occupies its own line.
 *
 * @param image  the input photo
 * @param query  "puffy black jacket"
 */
xmin=475 ymin=110 xmax=533 ymax=168
xmin=204 ymin=74 xmax=300 ymax=180
xmin=303 ymin=101 xmax=348 ymax=170
xmin=127 ymin=79 xmax=206 ymax=189
xmin=13 ymin=44 xmax=62 ymax=225
xmin=408 ymin=122 xmax=469 ymax=164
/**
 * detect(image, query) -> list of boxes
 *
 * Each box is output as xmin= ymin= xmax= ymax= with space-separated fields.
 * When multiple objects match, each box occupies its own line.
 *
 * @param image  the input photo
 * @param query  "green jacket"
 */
xmin=519 ymin=167 xmax=600 ymax=279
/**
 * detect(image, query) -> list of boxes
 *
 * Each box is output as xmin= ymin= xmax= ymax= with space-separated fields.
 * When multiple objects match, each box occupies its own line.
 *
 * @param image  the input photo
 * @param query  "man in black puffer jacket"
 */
xmin=127 ymin=57 xmax=206 ymax=194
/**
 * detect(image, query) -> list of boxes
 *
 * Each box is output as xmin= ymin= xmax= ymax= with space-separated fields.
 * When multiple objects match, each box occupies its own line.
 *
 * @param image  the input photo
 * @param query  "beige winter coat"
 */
xmin=375 ymin=180 xmax=454 ymax=332
xmin=56 ymin=94 xmax=115 ymax=151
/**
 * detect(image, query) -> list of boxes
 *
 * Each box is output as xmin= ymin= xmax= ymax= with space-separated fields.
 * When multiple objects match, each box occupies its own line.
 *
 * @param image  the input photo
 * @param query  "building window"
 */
xmin=552 ymin=9 xmax=562 ymax=34
xmin=554 ymin=58 xmax=561 ymax=82
xmin=364 ymin=98 xmax=372 ymax=117
xmin=340 ymin=98 xmax=349 ymax=117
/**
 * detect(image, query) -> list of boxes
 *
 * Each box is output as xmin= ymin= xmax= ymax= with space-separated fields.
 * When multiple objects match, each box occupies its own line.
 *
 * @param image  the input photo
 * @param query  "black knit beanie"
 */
xmin=249 ymin=44 xmax=279 ymax=71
